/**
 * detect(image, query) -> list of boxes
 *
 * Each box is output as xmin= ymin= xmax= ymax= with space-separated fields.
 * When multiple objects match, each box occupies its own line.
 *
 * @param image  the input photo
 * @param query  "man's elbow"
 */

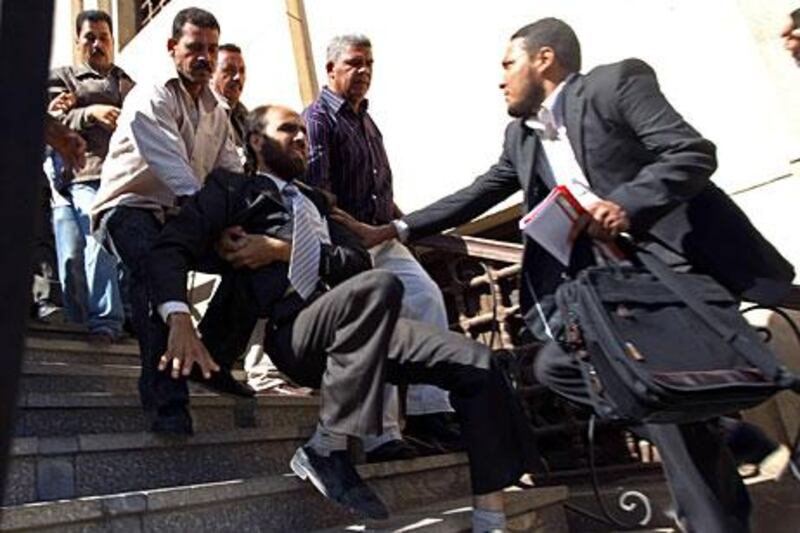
xmin=696 ymin=137 xmax=718 ymax=178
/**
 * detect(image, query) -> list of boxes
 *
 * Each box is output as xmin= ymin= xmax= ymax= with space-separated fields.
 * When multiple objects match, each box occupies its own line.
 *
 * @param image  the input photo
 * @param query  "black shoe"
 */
xmin=290 ymin=445 xmax=389 ymax=520
xmin=151 ymin=404 xmax=193 ymax=436
xmin=404 ymin=412 xmax=465 ymax=454
xmin=189 ymin=367 xmax=255 ymax=398
xmin=365 ymin=439 xmax=419 ymax=463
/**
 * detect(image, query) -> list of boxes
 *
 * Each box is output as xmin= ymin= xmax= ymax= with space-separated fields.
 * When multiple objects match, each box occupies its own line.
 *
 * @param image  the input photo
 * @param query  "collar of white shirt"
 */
xmin=524 ymin=73 xmax=576 ymax=138
xmin=156 ymin=70 xmax=220 ymax=112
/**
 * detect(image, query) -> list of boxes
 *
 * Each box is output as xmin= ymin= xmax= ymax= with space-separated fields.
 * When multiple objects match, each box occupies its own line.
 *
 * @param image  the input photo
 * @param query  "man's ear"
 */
xmin=248 ymin=132 xmax=263 ymax=152
xmin=325 ymin=60 xmax=334 ymax=75
xmin=535 ymin=46 xmax=556 ymax=73
xmin=167 ymin=37 xmax=177 ymax=55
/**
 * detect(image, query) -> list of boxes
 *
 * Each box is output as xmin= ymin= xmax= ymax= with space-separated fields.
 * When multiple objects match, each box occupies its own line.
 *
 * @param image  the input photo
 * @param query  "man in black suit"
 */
xmin=146 ymin=104 xmax=540 ymax=528
xmin=338 ymin=18 xmax=795 ymax=533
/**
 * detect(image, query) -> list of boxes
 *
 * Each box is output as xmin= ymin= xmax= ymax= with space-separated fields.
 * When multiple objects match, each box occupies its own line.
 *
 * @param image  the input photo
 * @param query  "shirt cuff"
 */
xmin=158 ymin=301 xmax=191 ymax=323
xmin=391 ymin=219 xmax=410 ymax=243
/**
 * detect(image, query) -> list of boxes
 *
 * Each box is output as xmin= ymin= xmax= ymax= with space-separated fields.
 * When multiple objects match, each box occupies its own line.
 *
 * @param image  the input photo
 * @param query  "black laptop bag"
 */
xmin=554 ymin=245 xmax=799 ymax=425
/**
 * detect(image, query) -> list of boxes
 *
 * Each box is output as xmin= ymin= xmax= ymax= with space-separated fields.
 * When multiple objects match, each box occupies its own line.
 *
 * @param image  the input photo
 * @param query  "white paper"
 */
xmin=519 ymin=187 xmax=583 ymax=266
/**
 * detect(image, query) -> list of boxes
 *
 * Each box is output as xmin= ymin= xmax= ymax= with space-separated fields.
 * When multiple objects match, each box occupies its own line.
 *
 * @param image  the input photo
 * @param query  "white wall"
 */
xmin=113 ymin=0 xmax=302 ymax=111
xmin=48 ymin=0 xmax=800 ymax=273
xmin=50 ymin=0 xmax=74 ymax=69
xmin=305 ymin=0 xmax=799 ymax=210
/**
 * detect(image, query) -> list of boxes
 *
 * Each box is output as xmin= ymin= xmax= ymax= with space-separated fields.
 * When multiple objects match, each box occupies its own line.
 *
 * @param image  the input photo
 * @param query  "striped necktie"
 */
xmin=283 ymin=183 xmax=320 ymax=300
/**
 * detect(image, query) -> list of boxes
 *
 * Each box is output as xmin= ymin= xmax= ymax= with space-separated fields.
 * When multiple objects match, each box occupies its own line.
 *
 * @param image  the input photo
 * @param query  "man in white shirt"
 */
xmin=92 ymin=7 xmax=244 ymax=435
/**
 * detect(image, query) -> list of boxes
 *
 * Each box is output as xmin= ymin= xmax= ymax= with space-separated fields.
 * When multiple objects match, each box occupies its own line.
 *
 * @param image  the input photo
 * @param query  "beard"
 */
xmin=507 ymin=82 xmax=544 ymax=118
xmin=260 ymin=139 xmax=306 ymax=181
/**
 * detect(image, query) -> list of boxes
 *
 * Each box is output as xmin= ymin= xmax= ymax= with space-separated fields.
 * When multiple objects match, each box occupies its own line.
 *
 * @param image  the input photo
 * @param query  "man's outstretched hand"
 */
xmin=159 ymin=313 xmax=220 ymax=380
xmin=330 ymin=207 xmax=397 ymax=248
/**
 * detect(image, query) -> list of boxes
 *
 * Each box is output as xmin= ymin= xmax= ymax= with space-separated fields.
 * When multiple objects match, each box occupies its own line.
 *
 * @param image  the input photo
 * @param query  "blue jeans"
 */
xmin=51 ymin=181 xmax=124 ymax=335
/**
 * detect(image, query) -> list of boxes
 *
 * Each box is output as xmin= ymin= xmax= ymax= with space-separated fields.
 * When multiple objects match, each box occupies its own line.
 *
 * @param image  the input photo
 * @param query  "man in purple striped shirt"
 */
xmin=303 ymin=34 xmax=461 ymax=461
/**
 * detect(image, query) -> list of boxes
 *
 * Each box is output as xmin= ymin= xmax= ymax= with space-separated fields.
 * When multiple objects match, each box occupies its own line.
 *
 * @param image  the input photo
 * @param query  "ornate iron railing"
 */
xmin=415 ymin=232 xmax=800 ymax=529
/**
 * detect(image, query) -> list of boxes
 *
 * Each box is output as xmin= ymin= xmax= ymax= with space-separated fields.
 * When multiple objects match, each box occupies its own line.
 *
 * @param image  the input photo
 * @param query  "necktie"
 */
xmin=283 ymin=183 xmax=320 ymax=300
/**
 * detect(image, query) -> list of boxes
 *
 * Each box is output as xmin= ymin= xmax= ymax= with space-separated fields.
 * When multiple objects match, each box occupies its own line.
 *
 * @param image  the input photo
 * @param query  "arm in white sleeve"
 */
xmin=129 ymin=84 xmax=201 ymax=197
xmin=214 ymin=123 xmax=244 ymax=173
xmin=157 ymin=301 xmax=191 ymax=324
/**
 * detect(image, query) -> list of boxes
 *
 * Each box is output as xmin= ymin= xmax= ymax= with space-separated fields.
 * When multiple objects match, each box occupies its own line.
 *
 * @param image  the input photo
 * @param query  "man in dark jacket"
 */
xmin=338 ymin=18 xmax=794 ymax=533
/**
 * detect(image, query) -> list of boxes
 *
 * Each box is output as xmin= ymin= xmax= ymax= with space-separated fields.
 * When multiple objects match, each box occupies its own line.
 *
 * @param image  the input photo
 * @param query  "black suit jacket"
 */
xmin=148 ymin=169 xmax=372 ymax=361
xmin=404 ymin=59 xmax=794 ymax=337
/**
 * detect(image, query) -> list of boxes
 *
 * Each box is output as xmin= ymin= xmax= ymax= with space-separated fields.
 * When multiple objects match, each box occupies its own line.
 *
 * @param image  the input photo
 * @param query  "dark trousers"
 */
xmin=535 ymin=342 xmax=751 ymax=533
xmin=265 ymin=270 xmax=539 ymax=495
xmin=99 ymin=206 xmax=187 ymax=412
xmin=31 ymin=172 xmax=61 ymax=311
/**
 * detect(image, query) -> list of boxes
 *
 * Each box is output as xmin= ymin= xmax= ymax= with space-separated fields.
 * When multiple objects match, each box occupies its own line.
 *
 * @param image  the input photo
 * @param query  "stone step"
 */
xmin=4 ymin=424 xmax=335 ymax=506
xmin=558 ymin=463 xmax=800 ymax=532
xmin=25 ymin=336 xmax=140 ymax=365
xmin=0 ymin=453 xmax=472 ymax=532
xmin=13 ymin=391 xmax=320 ymax=437
xmin=18 ymin=360 xmax=248 ymax=395
xmin=316 ymin=486 xmax=570 ymax=532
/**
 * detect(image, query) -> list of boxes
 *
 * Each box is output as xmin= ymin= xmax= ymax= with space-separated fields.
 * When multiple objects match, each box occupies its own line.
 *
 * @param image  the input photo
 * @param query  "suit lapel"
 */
xmin=563 ymin=75 xmax=587 ymax=174
xmin=518 ymin=122 xmax=541 ymax=195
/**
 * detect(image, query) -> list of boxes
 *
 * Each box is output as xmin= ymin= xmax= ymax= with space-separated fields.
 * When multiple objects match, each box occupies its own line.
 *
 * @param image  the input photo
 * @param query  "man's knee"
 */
xmin=360 ymin=270 xmax=404 ymax=308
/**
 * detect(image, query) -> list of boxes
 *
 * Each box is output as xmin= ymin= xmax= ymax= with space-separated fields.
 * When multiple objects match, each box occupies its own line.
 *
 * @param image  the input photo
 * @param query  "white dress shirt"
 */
xmin=91 ymin=71 xmax=242 ymax=227
xmin=524 ymin=75 xmax=600 ymax=206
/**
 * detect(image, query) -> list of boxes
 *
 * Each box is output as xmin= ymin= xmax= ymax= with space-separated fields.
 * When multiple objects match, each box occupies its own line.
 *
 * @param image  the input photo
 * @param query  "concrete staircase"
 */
xmin=1 ymin=330 xmax=570 ymax=531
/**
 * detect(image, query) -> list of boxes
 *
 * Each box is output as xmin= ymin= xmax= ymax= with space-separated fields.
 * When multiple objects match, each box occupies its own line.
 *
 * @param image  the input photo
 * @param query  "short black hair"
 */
xmin=171 ymin=7 xmax=220 ymax=40
xmin=75 ymin=9 xmax=113 ymax=36
xmin=512 ymin=18 xmax=581 ymax=73
xmin=791 ymin=8 xmax=800 ymax=29
xmin=219 ymin=43 xmax=242 ymax=54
